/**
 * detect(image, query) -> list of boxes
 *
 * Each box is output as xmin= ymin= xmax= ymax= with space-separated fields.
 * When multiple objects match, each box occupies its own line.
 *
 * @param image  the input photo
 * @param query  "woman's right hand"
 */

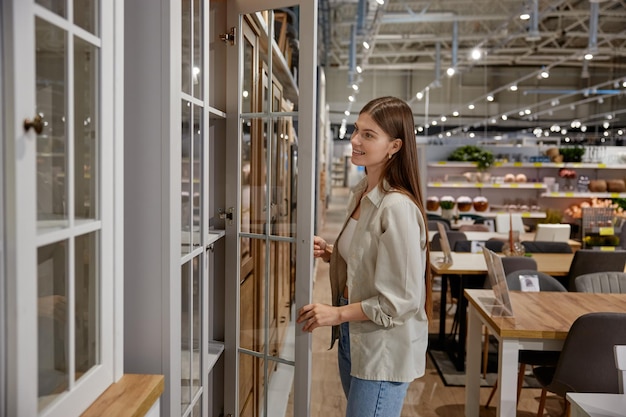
xmin=313 ymin=235 xmax=331 ymax=262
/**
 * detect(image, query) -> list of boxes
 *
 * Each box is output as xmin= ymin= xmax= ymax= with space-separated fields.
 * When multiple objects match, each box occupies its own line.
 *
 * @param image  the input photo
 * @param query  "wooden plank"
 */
xmin=81 ymin=374 xmax=164 ymax=417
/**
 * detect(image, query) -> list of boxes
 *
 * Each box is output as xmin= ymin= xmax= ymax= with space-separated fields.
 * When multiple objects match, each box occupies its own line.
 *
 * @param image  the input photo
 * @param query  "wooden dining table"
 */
xmin=464 ymin=289 xmax=626 ymax=417
xmin=430 ymin=251 xmax=574 ymax=370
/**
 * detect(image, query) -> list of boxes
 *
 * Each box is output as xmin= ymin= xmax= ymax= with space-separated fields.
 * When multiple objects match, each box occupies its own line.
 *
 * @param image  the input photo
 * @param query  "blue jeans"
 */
xmin=338 ymin=296 xmax=409 ymax=417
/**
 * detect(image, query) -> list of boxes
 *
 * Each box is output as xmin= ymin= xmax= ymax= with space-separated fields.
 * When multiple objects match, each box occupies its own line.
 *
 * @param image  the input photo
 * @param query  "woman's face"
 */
xmin=350 ymin=112 xmax=400 ymax=176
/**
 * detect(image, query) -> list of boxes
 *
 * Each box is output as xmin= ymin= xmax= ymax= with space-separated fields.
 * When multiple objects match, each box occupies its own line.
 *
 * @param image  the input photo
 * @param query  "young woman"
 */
xmin=297 ymin=96 xmax=432 ymax=417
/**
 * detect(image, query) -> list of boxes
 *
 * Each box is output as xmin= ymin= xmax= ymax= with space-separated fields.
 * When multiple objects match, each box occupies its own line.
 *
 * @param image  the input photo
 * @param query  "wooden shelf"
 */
xmin=428 ymin=182 xmax=546 ymax=190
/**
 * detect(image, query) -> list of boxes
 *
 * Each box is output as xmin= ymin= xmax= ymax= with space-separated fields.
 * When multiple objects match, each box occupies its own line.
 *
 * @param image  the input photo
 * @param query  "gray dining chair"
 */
xmin=532 ymin=312 xmax=626 ymax=417
xmin=500 ymin=256 xmax=537 ymax=276
xmin=429 ymin=231 xmax=467 ymax=252
xmin=484 ymin=238 xmax=505 ymax=253
xmin=485 ymin=270 xmax=566 ymax=408
xmin=428 ymin=219 xmax=450 ymax=232
xmin=567 ymin=249 xmax=626 ymax=291
xmin=574 ymin=271 xmax=626 ymax=294
xmin=521 ymin=241 xmax=572 ymax=253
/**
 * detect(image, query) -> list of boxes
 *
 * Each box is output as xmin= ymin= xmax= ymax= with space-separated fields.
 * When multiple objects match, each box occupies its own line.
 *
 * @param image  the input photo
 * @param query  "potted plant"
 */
xmin=559 ymin=146 xmax=585 ymax=162
xmin=447 ymin=145 xmax=494 ymax=171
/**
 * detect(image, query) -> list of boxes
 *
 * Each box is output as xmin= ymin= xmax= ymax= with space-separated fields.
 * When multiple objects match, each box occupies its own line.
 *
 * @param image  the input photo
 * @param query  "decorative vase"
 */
xmin=502 ymin=230 xmax=526 ymax=256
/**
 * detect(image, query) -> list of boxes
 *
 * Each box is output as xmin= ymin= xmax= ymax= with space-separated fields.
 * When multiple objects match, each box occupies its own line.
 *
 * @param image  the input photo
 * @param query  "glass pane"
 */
xmin=241 ymin=118 xmax=267 ymax=236
xmin=239 ymin=353 xmax=264 ymax=417
xmin=192 ymin=0 xmax=203 ymax=100
xmin=239 ymin=237 xmax=266 ymax=355
xmin=269 ymin=240 xmax=295 ymax=362
xmin=36 ymin=18 xmax=68 ymax=227
xmin=37 ymin=241 xmax=68 ymax=403
xmin=180 ymin=257 xmax=203 ymax=413
xmin=242 ymin=35 xmax=253 ymax=114
xmin=36 ymin=0 xmax=66 ymax=17
xmin=267 ymin=359 xmax=295 ymax=417
xmin=74 ymin=0 xmax=98 ymax=35
xmin=271 ymin=6 xmax=299 ymax=95
xmin=74 ymin=36 xmax=98 ymax=220
xmin=272 ymin=117 xmax=296 ymax=238
xmin=192 ymin=108 xmax=202 ymax=247
xmin=181 ymin=100 xmax=192 ymax=254
xmin=75 ymin=232 xmax=98 ymax=377
xmin=181 ymin=261 xmax=192 ymax=412
xmin=181 ymin=0 xmax=192 ymax=95
xmin=192 ymin=256 xmax=201 ymax=399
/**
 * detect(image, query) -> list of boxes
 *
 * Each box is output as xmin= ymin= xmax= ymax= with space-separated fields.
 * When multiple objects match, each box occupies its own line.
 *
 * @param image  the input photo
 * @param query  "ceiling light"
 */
xmin=487 ymin=95 xmax=494 ymax=102
xmin=469 ymin=132 xmax=475 ymax=138
xmin=623 ymin=80 xmax=626 ymax=88
xmin=352 ymin=84 xmax=359 ymax=91
xmin=348 ymin=95 xmax=355 ymax=102
xmin=440 ymin=116 xmax=447 ymax=122
xmin=375 ymin=0 xmax=384 ymax=5
xmin=520 ymin=13 xmax=530 ymax=20
xmin=540 ymin=69 xmax=549 ymax=78
xmin=471 ymin=48 xmax=482 ymax=60
xmin=356 ymin=65 xmax=362 ymax=74
xmin=618 ymin=129 xmax=623 ymax=135
xmin=607 ymin=114 xmax=613 ymax=120
xmin=490 ymin=118 xmax=496 ymax=124
xmin=446 ymin=132 xmax=451 ymax=137
xmin=362 ymin=41 xmax=370 ymax=49
xmin=519 ymin=111 xmax=525 ymax=116
xmin=598 ymin=97 xmax=604 ymax=104
xmin=417 ymin=126 xmax=424 ymax=132
xmin=525 ymin=109 xmax=531 ymax=115
xmin=604 ymin=131 xmax=609 ymax=137
xmin=452 ymin=111 xmax=459 ymax=117
xmin=344 ymin=110 xmax=350 ymax=116
xmin=580 ymin=125 xmax=587 ymax=132
xmin=509 ymin=84 xmax=518 ymax=91
xmin=501 ymin=115 xmax=508 ymax=120
xmin=603 ymin=121 xmax=610 ymax=129
xmin=416 ymin=91 xmax=424 ymax=100
xmin=584 ymin=53 xmax=594 ymax=60
xmin=431 ymin=120 xmax=437 ymax=126
xmin=468 ymin=104 xmax=475 ymax=110
xmin=446 ymin=67 xmax=456 ymax=77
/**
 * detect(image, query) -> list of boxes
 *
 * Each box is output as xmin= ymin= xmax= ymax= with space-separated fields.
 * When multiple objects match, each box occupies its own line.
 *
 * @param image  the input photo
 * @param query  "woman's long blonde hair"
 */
xmin=360 ymin=96 xmax=433 ymax=320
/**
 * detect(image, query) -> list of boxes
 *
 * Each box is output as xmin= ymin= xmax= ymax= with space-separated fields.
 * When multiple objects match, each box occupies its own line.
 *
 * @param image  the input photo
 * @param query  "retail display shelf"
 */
xmin=427 ymin=211 xmax=546 ymax=219
xmin=428 ymin=182 xmax=547 ymax=189
xmin=427 ymin=161 xmax=625 ymax=169
xmin=541 ymin=191 xmax=626 ymax=198
xmin=207 ymin=229 xmax=226 ymax=246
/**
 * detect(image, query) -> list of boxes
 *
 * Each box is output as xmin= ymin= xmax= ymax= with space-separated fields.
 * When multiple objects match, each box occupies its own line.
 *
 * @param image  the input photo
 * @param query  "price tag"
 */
xmin=599 ymin=227 xmax=614 ymax=236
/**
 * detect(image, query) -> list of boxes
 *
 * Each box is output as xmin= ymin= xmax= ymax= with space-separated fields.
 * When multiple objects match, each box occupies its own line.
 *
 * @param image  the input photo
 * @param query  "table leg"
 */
xmin=438 ymin=275 xmax=448 ymax=347
xmin=496 ymin=339 xmax=521 ymax=417
xmin=453 ymin=276 xmax=468 ymax=371
xmin=465 ymin=305 xmax=482 ymax=417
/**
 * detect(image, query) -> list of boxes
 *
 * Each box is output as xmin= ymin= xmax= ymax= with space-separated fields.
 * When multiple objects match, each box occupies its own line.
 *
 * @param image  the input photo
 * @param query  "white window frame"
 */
xmin=3 ymin=1 xmax=124 ymax=416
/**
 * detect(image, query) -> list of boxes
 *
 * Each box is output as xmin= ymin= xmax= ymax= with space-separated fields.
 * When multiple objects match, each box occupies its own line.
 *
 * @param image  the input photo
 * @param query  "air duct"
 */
xmin=525 ymin=0 xmax=540 ymax=41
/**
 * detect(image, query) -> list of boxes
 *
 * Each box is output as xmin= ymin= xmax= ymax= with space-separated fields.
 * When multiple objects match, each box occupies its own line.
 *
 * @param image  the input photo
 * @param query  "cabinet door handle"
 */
xmin=24 ymin=114 xmax=44 ymax=134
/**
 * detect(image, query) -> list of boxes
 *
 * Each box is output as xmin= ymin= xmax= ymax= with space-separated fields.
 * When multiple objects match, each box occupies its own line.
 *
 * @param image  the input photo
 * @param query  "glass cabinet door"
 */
xmin=225 ymin=3 xmax=315 ymax=416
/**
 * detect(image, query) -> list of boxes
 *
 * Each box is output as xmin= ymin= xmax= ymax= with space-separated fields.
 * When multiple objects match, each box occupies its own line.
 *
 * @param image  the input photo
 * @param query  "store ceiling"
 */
xmin=319 ymin=0 xmax=626 ymax=139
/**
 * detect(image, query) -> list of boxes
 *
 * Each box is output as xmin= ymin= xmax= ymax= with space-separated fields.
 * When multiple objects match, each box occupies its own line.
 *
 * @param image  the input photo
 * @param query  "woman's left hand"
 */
xmin=296 ymin=303 xmax=341 ymax=332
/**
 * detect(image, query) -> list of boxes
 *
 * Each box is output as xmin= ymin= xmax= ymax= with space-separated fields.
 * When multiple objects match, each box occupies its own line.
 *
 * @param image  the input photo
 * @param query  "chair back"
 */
xmin=521 ymin=241 xmax=572 ymax=253
xmin=534 ymin=223 xmax=571 ymax=242
xmin=484 ymin=238 xmax=505 ymax=253
xmin=428 ymin=220 xmax=449 ymax=231
xmin=546 ymin=312 xmax=626 ymax=396
xmin=505 ymin=269 xmax=567 ymax=292
xmin=501 ymin=256 xmax=537 ymax=276
xmin=453 ymin=240 xmax=472 ymax=252
xmin=575 ymin=271 xmax=626 ymax=294
xmin=430 ymin=231 xmax=467 ymax=252
xmin=458 ymin=224 xmax=490 ymax=232
xmin=568 ymin=250 xmax=626 ymax=291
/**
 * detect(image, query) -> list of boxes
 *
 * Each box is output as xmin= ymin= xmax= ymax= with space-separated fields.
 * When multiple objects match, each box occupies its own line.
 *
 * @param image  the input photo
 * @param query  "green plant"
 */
xmin=447 ymin=145 xmax=494 ymax=171
xmin=559 ymin=146 xmax=585 ymax=162
xmin=440 ymin=200 xmax=455 ymax=210
xmin=537 ymin=208 xmax=563 ymax=224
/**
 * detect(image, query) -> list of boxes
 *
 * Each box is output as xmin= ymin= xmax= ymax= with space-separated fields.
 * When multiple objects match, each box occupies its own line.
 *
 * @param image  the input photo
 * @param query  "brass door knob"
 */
xmin=24 ymin=114 xmax=44 ymax=134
